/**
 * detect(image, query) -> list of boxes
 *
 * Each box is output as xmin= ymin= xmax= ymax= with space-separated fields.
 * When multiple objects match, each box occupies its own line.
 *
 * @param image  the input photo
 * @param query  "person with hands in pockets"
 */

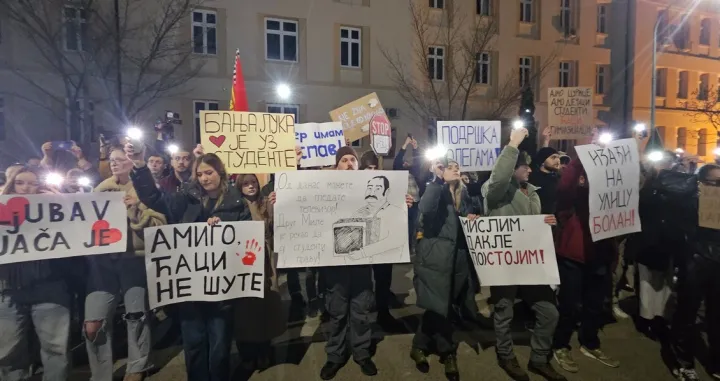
xmin=481 ymin=127 xmax=566 ymax=381
xmin=125 ymin=141 xmax=251 ymax=381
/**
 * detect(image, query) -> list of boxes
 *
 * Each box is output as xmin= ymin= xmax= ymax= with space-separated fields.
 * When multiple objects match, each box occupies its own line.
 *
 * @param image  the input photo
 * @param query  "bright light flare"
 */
xmin=647 ymin=151 xmax=664 ymax=162
xmin=77 ymin=177 xmax=91 ymax=187
xmin=425 ymin=145 xmax=447 ymax=161
xmin=598 ymin=133 xmax=613 ymax=144
xmin=45 ymin=172 xmax=64 ymax=186
xmin=633 ymin=123 xmax=646 ymax=132
xmin=276 ymin=83 xmax=291 ymax=100
xmin=126 ymin=127 xmax=143 ymax=140
xmin=512 ymin=120 xmax=524 ymax=130
xmin=167 ymin=144 xmax=179 ymax=155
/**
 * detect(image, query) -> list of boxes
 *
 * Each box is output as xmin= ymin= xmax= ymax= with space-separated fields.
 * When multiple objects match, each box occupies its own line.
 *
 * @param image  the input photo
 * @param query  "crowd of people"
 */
xmin=0 ymin=126 xmax=717 ymax=381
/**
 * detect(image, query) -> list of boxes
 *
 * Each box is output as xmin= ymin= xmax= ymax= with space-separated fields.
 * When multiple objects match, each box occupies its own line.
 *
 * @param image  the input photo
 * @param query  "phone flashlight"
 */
xmin=598 ymin=133 xmax=614 ymax=144
xmin=126 ymin=127 xmax=143 ymax=141
xmin=167 ymin=144 xmax=179 ymax=155
xmin=425 ymin=145 xmax=447 ymax=161
xmin=45 ymin=172 xmax=64 ymax=186
xmin=512 ymin=120 xmax=524 ymax=130
xmin=633 ymin=123 xmax=646 ymax=133
xmin=77 ymin=177 xmax=91 ymax=187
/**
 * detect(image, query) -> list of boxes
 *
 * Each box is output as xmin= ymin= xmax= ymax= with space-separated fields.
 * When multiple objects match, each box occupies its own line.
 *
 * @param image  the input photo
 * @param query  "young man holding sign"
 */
xmin=481 ymin=127 xmax=565 ymax=381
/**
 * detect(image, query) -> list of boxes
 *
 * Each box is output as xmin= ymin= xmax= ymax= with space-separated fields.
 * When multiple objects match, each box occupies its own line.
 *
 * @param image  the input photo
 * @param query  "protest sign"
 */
xmin=699 ymin=183 xmax=720 ymax=229
xmin=460 ymin=215 xmax=560 ymax=286
xmin=329 ymin=92 xmax=387 ymax=142
xmin=294 ymin=122 xmax=345 ymax=168
xmin=274 ymin=170 xmax=410 ymax=268
xmin=576 ymin=138 xmax=641 ymax=241
xmin=436 ymin=120 xmax=501 ymax=171
xmin=0 ymin=193 xmax=127 ymax=265
xmin=200 ymin=110 xmax=297 ymax=174
xmin=144 ymin=221 xmax=265 ymax=309
xmin=547 ymin=87 xmax=594 ymax=140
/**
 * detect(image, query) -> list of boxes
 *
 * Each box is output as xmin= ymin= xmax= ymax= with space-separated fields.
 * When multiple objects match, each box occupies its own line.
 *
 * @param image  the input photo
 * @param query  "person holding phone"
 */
xmin=410 ymin=155 xmax=480 ymax=381
xmin=127 ymin=142 xmax=251 ymax=381
xmin=481 ymin=127 xmax=566 ymax=381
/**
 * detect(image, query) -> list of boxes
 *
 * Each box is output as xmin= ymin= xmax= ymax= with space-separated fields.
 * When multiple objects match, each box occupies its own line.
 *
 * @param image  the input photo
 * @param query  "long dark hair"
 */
xmin=192 ymin=153 xmax=229 ymax=205
xmin=235 ymin=173 xmax=269 ymax=219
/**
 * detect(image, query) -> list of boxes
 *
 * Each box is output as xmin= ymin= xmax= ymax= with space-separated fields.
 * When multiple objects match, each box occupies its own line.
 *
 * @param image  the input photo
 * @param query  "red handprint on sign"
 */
xmin=237 ymin=238 xmax=261 ymax=266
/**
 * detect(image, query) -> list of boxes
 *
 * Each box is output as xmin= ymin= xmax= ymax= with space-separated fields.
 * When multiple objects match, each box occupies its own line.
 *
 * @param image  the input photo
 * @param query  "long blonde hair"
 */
xmin=192 ymin=153 xmax=229 ymax=208
xmin=1 ymin=166 xmax=41 ymax=195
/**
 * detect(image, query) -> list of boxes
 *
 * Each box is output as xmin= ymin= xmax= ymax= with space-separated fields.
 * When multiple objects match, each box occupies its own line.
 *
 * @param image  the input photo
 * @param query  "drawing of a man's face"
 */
xmin=365 ymin=176 xmax=389 ymax=206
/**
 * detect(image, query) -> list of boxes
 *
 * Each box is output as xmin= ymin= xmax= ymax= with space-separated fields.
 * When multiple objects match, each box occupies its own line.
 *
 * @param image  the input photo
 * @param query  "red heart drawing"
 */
xmin=0 ymin=197 xmax=30 ymax=228
xmin=209 ymin=135 xmax=226 ymax=148
xmin=91 ymin=220 xmax=123 ymax=246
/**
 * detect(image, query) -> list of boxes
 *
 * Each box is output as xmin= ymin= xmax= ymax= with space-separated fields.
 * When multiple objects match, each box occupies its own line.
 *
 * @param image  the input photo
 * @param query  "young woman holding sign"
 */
xmin=410 ymin=157 xmax=480 ymax=381
xmin=126 ymin=142 xmax=251 ymax=381
xmin=0 ymin=167 xmax=72 ymax=381
xmin=85 ymin=145 xmax=167 ymax=381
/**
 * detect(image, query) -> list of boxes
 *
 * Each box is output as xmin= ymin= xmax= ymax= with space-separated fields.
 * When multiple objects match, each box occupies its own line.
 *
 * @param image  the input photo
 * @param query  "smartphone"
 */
xmin=52 ymin=141 xmax=74 ymax=151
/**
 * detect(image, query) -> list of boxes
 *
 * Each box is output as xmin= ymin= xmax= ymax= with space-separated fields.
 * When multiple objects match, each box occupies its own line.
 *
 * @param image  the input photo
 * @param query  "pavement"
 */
xmin=62 ymin=264 xmax=714 ymax=381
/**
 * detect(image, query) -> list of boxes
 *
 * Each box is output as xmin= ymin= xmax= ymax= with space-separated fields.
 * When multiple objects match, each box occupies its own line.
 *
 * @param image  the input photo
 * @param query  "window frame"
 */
xmin=340 ymin=26 xmax=362 ymax=69
xmin=560 ymin=0 xmax=572 ymax=33
xmin=266 ymin=103 xmax=300 ymax=122
xmin=655 ymin=68 xmax=667 ymax=97
xmin=699 ymin=73 xmax=710 ymax=100
xmin=265 ymin=17 xmax=299 ymax=62
xmin=427 ymin=46 xmax=445 ymax=81
xmin=700 ymin=18 xmax=711 ymax=46
xmin=596 ymin=4 xmax=607 ymax=34
xmin=476 ymin=52 xmax=491 ymax=85
xmin=429 ymin=0 xmax=445 ymax=9
xmin=194 ymin=100 xmax=220 ymax=143
xmin=520 ymin=0 xmax=533 ymax=23
xmin=519 ymin=56 xmax=532 ymax=88
xmin=192 ymin=9 xmax=217 ymax=55
xmin=596 ymin=65 xmax=607 ymax=95
xmin=558 ymin=61 xmax=572 ymax=87
xmin=63 ymin=5 xmax=88 ymax=52
xmin=678 ymin=71 xmax=689 ymax=99
xmin=477 ymin=0 xmax=491 ymax=16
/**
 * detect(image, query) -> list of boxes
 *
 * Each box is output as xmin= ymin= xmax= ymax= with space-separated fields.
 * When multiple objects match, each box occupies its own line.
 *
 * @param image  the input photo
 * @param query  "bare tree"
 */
xmin=380 ymin=0 xmax=561 ymax=125
xmin=689 ymin=87 xmax=720 ymax=138
xmin=0 ymin=0 xmax=203 ymax=142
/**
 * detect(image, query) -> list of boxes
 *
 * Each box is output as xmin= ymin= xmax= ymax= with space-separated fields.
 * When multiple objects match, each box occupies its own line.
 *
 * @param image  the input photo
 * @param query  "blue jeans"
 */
xmin=178 ymin=302 xmax=233 ymax=381
xmin=84 ymin=255 xmax=150 ymax=380
xmin=0 ymin=280 xmax=70 ymax=381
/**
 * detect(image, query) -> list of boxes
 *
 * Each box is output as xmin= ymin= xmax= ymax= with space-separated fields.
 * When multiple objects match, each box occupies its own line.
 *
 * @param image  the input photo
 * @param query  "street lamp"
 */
xmin=276 ymin=83 xmax=291 ymax=100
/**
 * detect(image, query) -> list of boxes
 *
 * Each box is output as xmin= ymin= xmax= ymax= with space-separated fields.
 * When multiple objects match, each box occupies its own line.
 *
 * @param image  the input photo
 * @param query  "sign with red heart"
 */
xmin=199 ymin=110 xmax=299 ymax=174
xmin=144 ymin=221 xmax=266 ymax=309
xmin=0 ymin=193 xmax=127 ymax=265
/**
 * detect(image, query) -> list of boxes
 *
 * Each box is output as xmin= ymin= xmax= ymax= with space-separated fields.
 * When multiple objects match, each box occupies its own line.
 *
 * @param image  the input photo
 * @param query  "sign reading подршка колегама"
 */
xmin=436 ymin=121 xmax=501 ymax=172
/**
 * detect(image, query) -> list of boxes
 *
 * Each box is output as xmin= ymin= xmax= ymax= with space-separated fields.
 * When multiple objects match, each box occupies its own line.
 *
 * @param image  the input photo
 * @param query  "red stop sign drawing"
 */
xmin=370 ymin=114 xmax=392 ymax=156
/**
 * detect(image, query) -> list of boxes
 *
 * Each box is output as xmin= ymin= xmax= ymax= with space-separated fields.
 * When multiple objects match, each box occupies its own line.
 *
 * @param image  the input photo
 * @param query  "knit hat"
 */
xmin=335 ymin=146 xmax=358 ymax=166
xmin=515 ymin=151 xmax=531 ymax=169
xmin=360 ymin=151 xmax=379 ymax=169
xmin=533 ymin=147 xmax=558 ymax=167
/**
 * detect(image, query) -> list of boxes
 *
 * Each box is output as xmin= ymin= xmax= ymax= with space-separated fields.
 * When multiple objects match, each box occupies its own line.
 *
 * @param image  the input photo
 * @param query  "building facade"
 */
xmin=0 ymin=0 xmax=717 ymax=168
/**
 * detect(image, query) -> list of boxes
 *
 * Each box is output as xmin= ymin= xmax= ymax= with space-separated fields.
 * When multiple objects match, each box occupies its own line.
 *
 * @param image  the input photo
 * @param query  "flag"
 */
xmin=229 ymin=49 xmax=249 ymax=111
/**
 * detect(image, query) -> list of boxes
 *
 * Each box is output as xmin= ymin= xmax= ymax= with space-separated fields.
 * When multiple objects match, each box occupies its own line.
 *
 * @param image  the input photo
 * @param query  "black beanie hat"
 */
xmin=360 ymin=151 xmax=379 ymax=169
xmin=533 ymin=147 xmax=558 ymax=167
xmin=335 ymin=146 xmax=358 ymax=166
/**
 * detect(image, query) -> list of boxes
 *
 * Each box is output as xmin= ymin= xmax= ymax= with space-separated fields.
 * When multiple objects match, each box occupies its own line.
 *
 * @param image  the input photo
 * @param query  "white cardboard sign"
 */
xmin=575 ymin=138 xmax=642 ymax=241
xmin=436 ymin=120 xmax=501 ymax=171
xmin=0 ymin=193 xmax=127 ymax=265
xmin=274 ymin=170 xmax=410 ymax=268
xmin=460 ymin=215 xmax=560 ymax=286
xmin=294 ymin=122 xmax=346 ymax=168
xmin=144 ymin=222 xmax=265 ymax=309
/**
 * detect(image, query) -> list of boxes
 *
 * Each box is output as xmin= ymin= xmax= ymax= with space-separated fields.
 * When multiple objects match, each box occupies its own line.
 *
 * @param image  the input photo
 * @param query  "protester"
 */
xmin=26 ymin=156 xmax=42 ymax=169
xmin=128 ymin=142 xmax=250 ymax=381
xmin=40 ymin=141 xmax=100 ymax=185
xmin=233 ymin=174 xmax=286 ymax=371
xmin=529 ymin=146 xmax=561 ymax=215
xmin=625 ymin=151 xmax=680 ymax=341
xmin=482 ymin=127 xmax=565 ymax=381
xmin=158 ymin=147 xmax=193 ymax=193
xmin=361 ymin=150 xmax=404 ymax=332
xmin=319 ymin=146 xmax=414 ymax=380
xmin=553 ymin=157 xmax=621 ymax=373
xmin=84 ymin=145 xmax=167 ymax=381
xmin=670 ymin=164 xmax=720 ymax=380
xmin=147 ymin=154 xmax=168 ymax=183
xmin=410 ymin=156 xmax=479 ymax=381
xmin=0 ymin=167 xmax=71 ymax=381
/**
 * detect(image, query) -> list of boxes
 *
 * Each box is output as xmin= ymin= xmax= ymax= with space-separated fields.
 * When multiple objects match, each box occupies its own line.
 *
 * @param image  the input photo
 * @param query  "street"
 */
xmin=65 ymin=264 xmax=711 ymax=381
